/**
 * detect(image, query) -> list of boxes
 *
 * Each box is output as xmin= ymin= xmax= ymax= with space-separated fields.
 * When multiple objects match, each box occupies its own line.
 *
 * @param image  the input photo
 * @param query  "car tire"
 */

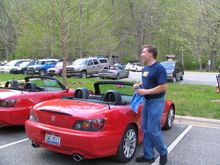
xmin=172 ymin=76 xmax=177 ymax=83
xmin=163 ymin=106 xmax=175 ymax=130
xmin=180 ymin=75 xmax=183 ymax=80
xmin=126 ymin=72 xmax=129 ymax=78
xmin=114 ymin=125 xmax=138 ymax=163
xmin=39 ymin=70 xmax=46 ymax=76
xmin=116 ymin=74 xmax=120 ymax=80
xmin=81 ymin=71 xmax=87 ymax=78
xmin=23 ymin=70 xmax=28 ymax=75
xmin=59 ymin=71 xmax=63 ymax=77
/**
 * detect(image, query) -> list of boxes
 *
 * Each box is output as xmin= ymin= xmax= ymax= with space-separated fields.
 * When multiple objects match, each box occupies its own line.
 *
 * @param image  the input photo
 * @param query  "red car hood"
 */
xmin=34 ymin=99 xmax=110 ymax=118
xmin=0 ymin=89 xmax=25 ymax=99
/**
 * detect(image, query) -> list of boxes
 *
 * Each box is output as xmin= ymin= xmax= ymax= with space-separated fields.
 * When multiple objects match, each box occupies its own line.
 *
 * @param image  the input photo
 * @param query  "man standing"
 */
xmin=134 ymin=45 xmax=168 ymax=165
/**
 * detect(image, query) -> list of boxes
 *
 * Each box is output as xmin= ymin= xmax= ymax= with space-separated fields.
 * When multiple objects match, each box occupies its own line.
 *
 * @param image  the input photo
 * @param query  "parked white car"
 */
xmin=130 ymin=64 xmax=143 ymax=72
xmin=125 ymin=63 xmax=135 ymax=71
xmin=0 ymin=59 xmax=31 ymax=73
xmin=47 ymin=62 xmax=63 ymax=76
xmin=125 ymin=62 xmax=143 ymax=72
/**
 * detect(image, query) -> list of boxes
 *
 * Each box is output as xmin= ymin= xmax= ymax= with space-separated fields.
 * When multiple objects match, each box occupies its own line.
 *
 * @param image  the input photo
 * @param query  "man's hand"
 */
xmin=133 ymin=83 xmax=140 ymax=90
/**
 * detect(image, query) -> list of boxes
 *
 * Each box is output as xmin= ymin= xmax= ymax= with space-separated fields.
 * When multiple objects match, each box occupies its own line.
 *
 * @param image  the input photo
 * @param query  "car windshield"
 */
xmin=19 ymin=61 xmax=31 ymax=67
xmin=126 ymin=63 xmax=134 ymax=66
xmin=6 ymin=60 xmax=21 ymax=66
xmin=99 ymin=83 xmax=133 ymax=96
xmin=110 ymin=66 xmax=119 ymax=70
xmin=35 ymin=61 xmax=46 ymax=65
xmin=160 ymin=62 xmax=175 ymax=70
xmin=73 ymin=59 xmax=87 ymax=65
xmin=29 ymin=78 xmax=63 ymax=91
xmin=55 ymin=62 xmax=63 ymax=67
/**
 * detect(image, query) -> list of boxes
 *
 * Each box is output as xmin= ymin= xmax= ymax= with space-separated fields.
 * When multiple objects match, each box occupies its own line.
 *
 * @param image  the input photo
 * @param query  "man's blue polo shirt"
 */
xmin=141 ymin=61 xmax=167 ymax=99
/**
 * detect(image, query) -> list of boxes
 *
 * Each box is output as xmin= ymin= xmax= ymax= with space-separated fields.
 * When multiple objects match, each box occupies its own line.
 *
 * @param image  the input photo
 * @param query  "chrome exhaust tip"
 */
xmin=31 ymin=142 xmax=39 ymax=148
xmin=73 ymin=154 xmax=84 ymax=162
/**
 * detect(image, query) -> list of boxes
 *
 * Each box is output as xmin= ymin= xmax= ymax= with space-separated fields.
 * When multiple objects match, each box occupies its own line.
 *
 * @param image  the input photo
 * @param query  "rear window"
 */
xmin=93 ymin=59 xmax=99 ymax=65
xmin=99 ymin=59 xmax=108 ymax=63
xmin=160 ymin=62 xmax=175 ymax=70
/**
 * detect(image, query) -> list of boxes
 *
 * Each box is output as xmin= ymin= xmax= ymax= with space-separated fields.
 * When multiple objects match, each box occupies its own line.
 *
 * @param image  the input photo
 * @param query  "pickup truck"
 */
xmin=27 ymin=59 xmax=59 ymax=76
xmin=66 ymin=57 xmax=110 ymax=78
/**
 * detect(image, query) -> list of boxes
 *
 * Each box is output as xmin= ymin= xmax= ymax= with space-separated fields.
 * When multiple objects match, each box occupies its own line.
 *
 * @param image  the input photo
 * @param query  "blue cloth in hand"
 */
xmin=130 ymin=93 xmax=143 ymax=113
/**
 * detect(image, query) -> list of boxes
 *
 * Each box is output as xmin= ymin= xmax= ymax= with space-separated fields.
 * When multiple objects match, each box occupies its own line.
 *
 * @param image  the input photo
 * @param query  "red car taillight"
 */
xmin=73 ymin=118 xmax=105 ymax=131
xmin=0 ymin=99 xmax=16 ymax=107
xmin=29 ymin=110 xmax=39 ymax=122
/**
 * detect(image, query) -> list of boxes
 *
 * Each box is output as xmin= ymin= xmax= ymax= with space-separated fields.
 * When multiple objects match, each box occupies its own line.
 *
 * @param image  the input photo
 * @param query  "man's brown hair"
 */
xmin=142 ymin=45 xmax=158 ymax=59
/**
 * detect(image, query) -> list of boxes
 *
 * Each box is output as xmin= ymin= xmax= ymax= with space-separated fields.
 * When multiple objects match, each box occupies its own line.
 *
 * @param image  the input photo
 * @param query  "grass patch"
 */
xmin=166 ymin=83 xmax=220 ymax=119
xmin=1 ymin=73 xmax=220 ymax=120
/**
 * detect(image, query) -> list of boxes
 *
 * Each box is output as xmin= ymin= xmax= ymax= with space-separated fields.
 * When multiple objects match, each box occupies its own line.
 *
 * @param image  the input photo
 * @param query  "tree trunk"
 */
xmin=210 ymin=49 xmax=217 ymax=71
xmin=198 ymin=58 xmax=203 ymax=71
xmin=136 ymin=16 xmax=144 ymax=64
xmin=79 ymin=0 xmax=83 ymax=58
xmin=60 ymin=0 xmax=67 ymax=86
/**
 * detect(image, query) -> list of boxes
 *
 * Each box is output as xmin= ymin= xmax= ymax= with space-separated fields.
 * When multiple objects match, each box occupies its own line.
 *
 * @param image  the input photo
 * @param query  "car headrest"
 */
xmin=5 ymin=80 xmax=19 ymax=88
xmin=73 ymin=88 xmax=89 ymax=99
xmin=24 ymin=82 xmax=37 ymax=91
xmin=102 ymin=90 xmax=122 ymax=103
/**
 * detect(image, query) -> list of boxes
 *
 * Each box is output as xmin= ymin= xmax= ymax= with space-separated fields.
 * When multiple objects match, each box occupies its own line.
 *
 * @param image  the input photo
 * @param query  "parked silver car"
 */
xmin=99 ymin=64 xmax=129 ymax=79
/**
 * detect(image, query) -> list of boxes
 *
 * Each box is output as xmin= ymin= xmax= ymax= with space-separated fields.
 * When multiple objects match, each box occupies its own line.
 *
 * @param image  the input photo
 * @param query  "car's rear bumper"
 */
xmin=10 ymin=70 xmax=23 ymax=74
xmin=67 ymin=72 xmax=81 ymax=77
xmin=167 ymin=76 xmax=174 ymax=80
xmin=46 ymin=72 xmax=61 ymax=76
xmin=99 ymin=73 xmax=116 ymax=79
xmin=25 ymin=120 xmax=119 ymax=159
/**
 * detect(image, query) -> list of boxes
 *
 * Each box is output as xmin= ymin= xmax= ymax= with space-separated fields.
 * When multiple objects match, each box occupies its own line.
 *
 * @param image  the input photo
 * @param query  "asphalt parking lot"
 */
xmin=0 ymin=72 xmax=219 ymax=165
xmin=1 ymin=119 xmax=220 ymax=165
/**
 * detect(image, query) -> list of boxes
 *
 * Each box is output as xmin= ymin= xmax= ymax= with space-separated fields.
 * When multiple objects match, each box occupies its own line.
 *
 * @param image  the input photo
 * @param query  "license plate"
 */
xmin=45 ymin=133 xmax=61 ymax=146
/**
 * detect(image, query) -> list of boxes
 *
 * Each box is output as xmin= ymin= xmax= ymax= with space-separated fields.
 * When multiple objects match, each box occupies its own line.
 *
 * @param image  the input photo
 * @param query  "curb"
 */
xmin=175 ymin=115 xmax=220 ymax=124
xmin=175 ymin=115 xmax=220 ymax=128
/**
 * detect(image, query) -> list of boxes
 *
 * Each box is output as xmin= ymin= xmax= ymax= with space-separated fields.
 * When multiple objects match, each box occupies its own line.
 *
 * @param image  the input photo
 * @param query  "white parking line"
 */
xmin=179 ymin=80 xmax=188 ymax=84
xmin=0 ymin=138 xmax=29 ymax=150
xmin=152 ymin=125 xmax=193 ymax=165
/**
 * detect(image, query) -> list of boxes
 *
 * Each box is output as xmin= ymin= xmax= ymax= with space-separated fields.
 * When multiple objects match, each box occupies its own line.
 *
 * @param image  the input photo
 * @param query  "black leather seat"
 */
xmin=73 ymin=88 xmax=89 ymax=99
xmin=24 ymin=82 xmax=38 ymax=91
xmin=5 ymin=80 xmax=19 ymax=88
xmin=102 ymin=90 xmax=122 ymax=104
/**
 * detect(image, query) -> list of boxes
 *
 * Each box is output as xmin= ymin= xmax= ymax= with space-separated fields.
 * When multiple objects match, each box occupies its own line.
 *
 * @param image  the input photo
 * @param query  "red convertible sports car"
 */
xmin=0 ymin=76 xmax=73 ymax=127
xmin=25 ymin=81 xmax=175 ymax=163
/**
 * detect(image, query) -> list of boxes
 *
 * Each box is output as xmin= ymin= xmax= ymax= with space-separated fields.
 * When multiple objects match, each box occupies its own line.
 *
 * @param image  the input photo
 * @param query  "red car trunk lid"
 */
xmin=35 ymin=99 xmax=108 ymax=129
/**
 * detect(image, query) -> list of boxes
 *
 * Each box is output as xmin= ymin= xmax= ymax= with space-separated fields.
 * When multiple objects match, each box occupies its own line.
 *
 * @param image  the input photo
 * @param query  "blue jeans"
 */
xmin=142 ymin=97 xmax=168 ymax=159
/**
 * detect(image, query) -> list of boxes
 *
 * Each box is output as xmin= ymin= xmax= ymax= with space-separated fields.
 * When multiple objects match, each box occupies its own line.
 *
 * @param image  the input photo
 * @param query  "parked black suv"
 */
xmin=160 ymin=61 xmax=184 ymax=82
